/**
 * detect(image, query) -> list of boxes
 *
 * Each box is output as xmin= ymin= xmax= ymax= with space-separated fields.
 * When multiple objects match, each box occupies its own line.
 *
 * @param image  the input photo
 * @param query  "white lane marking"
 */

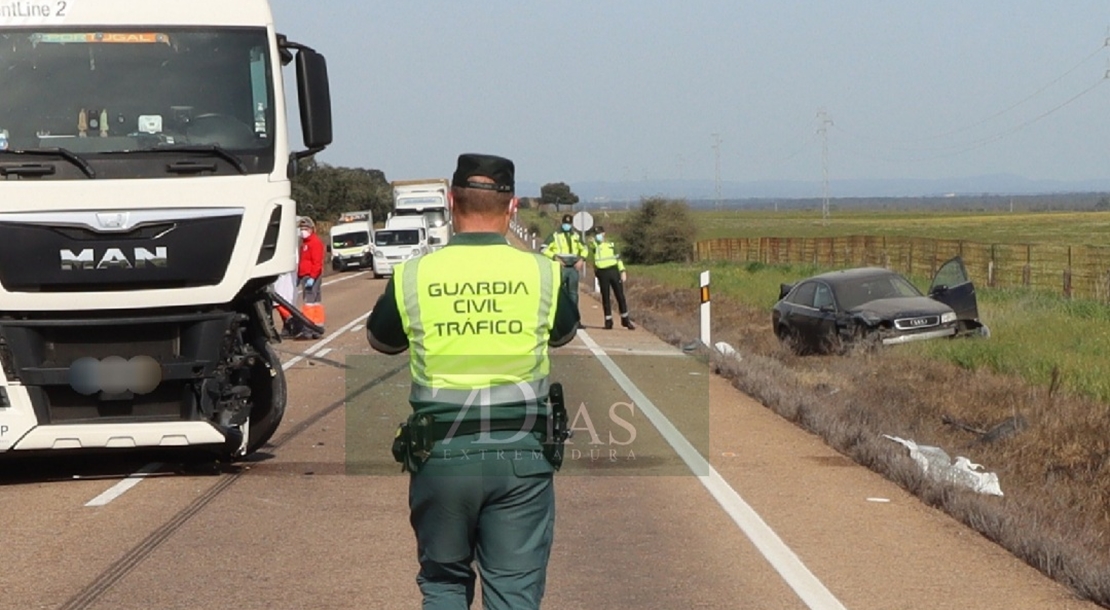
xmin=577 ymin=330 xmax=847 ymax=610
xmin=283 ymin=311 xmax=371 ymax=369
xmin=84 ymin=462 xmax=164 ymax=507
xmin=323 ymin=271 xmax=368 ymax=287
xmin=314 ymin=348 xmax=333 ymax=359
xmin=86 ymin=309 xmax=372 ymax=507
xmin=559 ymin=345 xmax=686 ymax=357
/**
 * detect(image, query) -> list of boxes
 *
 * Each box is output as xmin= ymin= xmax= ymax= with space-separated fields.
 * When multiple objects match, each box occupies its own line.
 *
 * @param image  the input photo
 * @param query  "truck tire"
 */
xmin=245 ymin=342 xmax=286 ymax=455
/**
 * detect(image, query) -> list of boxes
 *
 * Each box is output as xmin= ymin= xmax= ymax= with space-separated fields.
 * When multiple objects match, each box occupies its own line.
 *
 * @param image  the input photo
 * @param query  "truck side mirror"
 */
xmin=295 ymin=49 xmax=333 ymax=151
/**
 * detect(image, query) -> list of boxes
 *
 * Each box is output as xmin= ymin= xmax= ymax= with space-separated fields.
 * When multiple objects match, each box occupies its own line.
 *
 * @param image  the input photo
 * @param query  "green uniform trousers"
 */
xmin=559 ymin=264 xmax=580 ymax=307
xmin=409 ymin=458 xmax=555 ymax=610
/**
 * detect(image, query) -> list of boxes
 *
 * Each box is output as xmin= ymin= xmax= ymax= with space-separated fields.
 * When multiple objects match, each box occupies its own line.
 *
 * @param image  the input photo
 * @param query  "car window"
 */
xmin=837 ymin=273 xmax=923 ymax=310
xmin=932 ymin=259 xmax=968 ymax=290
xmin=814 ymin=283 xmax=835 ymax=310
xmin=888 ymin=275 xmax=923 ymax=297
xmin=787 ymin=282 xmax=817 ymax=307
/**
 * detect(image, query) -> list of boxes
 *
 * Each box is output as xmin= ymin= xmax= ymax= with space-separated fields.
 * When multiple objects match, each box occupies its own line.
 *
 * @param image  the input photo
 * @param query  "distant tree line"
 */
xmin=292 ymin=157 xmax=393 ymax=224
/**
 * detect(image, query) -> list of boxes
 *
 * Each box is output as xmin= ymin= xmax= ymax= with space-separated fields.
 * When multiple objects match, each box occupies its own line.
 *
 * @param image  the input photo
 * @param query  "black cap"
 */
xmin=452 ymin=153 xmax=514 ymax=193
xmin=562 ymin=214 xmax=573 ymax=223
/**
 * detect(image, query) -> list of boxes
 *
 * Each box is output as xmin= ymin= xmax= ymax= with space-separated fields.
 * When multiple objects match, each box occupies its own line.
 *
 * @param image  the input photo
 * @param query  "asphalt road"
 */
xmin=0 ymin=265 xmax=1098 ymax=610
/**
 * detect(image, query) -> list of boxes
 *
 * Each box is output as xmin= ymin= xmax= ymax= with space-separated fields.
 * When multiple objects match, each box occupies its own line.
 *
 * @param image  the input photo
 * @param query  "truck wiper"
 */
xmin=0 ymin=148 xmax=96 ymax=178
xmin=145 ymin=145 xmax=248 ymax=175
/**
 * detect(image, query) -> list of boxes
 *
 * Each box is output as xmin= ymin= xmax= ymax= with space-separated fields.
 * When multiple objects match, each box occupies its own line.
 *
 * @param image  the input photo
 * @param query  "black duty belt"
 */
xmin=430 ymin=417 xmax=550 ymax=442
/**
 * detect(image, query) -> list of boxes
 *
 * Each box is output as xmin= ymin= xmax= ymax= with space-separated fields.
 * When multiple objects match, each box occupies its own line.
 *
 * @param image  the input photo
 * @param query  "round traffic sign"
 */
xmin=572 ymin=211 xmax=594 ymax=232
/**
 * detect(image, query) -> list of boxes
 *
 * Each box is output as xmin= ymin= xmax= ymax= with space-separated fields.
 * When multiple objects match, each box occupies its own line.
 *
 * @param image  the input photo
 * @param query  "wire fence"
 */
xmin=695 ymin=236 xmax=1110 ymax=302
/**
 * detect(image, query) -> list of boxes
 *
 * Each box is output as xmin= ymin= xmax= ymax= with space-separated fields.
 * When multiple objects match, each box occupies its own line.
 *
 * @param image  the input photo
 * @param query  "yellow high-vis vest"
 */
xmin=393 ymin=242 xmax=561 ymax=410
xmin=591 ymin=241 xmax=625 ymax=272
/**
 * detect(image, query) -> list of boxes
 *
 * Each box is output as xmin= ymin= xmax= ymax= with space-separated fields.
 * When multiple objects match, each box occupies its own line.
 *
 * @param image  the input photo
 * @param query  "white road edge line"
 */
xmin=84 ymin=462 xmax=164 ymax=507
xmin=85 ymin=308 xmax=372 ymax=508
xmin=577 ymin=330 xmax=847 ymax=610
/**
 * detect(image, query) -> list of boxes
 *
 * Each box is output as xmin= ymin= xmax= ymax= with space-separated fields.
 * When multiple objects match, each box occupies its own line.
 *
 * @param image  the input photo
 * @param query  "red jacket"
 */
xmin=298 ymin=231 xmax=324 ymax=279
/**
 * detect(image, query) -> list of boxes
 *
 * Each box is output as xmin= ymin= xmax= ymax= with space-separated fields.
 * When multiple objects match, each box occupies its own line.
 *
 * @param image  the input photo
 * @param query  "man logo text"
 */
xmin=60 ymin=247 xmax=168 ymax=270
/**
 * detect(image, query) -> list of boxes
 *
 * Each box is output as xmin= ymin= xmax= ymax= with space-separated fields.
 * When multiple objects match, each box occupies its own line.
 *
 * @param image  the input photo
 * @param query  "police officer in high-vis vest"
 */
xmin=589 ymin=225 xmax=635 ymax=330
xmin=542 ymin=213 xmax=589 ymax=307
xmin=367 ymin=153 xmax=579 ymax=610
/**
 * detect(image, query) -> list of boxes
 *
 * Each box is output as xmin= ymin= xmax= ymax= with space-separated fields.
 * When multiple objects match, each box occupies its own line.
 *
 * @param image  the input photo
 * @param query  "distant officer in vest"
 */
xmin=542 ymin=213 xmax=588 ymax=306
xmin=589 ymin=226 xmax=635 ymax=330
xmin=367 ymin=153 xmax=579 ymax=610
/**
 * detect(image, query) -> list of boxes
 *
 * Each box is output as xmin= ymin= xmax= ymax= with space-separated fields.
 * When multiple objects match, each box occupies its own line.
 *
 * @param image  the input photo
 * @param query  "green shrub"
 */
xmin=620 ymin=197 xmax=697 ymax=264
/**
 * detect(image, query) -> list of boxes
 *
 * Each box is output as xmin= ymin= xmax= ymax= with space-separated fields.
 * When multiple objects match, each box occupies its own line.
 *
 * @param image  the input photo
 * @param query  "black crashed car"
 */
xmin=772 ymin=256 xmax=987 ymax=354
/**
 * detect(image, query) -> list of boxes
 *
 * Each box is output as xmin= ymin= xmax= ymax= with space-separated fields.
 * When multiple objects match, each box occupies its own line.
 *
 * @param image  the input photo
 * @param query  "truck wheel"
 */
xmin=332 ymin=258 xmax=343 ymax=272
xmin=245 ymin=342 xmax=287 ymax=455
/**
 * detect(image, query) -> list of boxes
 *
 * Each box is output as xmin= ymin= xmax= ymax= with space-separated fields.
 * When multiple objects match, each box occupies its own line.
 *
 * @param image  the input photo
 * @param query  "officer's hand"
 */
xmin=621 ymin=271 xmax=627 ymax=283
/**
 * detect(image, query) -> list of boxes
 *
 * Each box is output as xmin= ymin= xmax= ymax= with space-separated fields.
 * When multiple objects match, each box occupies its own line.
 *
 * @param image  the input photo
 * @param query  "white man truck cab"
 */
xmin=391 ymin=178 xmax=451 ymax=251
xmin=329 ymin=210 xmax=374 ymax=271
xmin=0 ymin=0 xmax=333 ymax=460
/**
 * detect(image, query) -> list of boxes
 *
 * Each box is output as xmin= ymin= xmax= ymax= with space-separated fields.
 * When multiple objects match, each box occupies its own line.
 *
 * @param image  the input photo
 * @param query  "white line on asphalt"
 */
xmin=86 ymin=309 xmax=372 ymax=508
xmin=577 ymin=330 xmax=847 ymax=610
xmin=559 ymin=345 xmax=686 ymax=357
xmin=314 ymin=348 xmax=333 ymax=359
xmin=283 ymin=311 xmax=371 ymax=370
xmin=323 ymin=271 xmax=368 ymax=287
xmin=84 ymin=462 xmax=164 ymax=507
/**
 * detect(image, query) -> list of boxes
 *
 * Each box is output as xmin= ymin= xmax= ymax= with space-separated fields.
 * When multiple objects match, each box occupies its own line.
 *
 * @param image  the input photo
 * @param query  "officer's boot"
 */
xmin=621 ymin=314 xmax=636 ymax=330
xmin=604 ymin=316 xmax=613 ymax=330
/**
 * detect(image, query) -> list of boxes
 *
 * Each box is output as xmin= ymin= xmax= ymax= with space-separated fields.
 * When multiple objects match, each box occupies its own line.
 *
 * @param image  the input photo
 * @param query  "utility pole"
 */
xmin=817 ymin=110 xmax=833 ymax=226
xmin=711 ymin=133 xmax=722 ymax=211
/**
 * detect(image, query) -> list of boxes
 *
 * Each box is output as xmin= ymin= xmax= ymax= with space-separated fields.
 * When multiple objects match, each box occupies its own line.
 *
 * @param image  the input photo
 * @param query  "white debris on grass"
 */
xmin=883 ymin=435 xmax=1004 ymax=496
xmin=714 ymin=341 xmax=739 ymax=359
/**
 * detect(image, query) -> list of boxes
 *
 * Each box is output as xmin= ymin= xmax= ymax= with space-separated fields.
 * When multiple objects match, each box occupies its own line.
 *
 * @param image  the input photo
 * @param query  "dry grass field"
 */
xmin=620 ymin=275 xmax=1110 ymax=606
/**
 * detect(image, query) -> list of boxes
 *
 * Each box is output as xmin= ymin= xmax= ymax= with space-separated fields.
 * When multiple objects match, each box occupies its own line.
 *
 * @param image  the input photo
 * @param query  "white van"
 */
xmin=329 ymin=211 xmax=374 ymax=271
xmin=371 ymin=227 xmax=430 ymax=278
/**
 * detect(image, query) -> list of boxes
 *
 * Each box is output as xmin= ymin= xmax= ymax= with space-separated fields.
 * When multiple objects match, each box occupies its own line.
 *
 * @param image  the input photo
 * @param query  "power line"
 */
xmin=908 ymin=40 xmax=1108 ymax=143
xmin=835 ymin=74 xmax=1108 ymax=163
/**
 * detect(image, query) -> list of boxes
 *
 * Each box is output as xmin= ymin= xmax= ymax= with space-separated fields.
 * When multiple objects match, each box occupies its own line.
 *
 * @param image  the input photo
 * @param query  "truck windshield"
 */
xmin=375 ymin=230 xmax=420 ymax=246
xmin=0 ymin=27 xmax=274 ymax=175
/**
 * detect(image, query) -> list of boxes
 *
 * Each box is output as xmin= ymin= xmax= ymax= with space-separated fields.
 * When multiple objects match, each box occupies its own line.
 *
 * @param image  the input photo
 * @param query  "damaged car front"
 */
xmin=846 ymin=297 xmax=959 ymax=346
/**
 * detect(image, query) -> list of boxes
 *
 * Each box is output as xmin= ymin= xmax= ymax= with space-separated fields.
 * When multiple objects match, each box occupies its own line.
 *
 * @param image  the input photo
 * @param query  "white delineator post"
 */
xmin=700 ymin=270 xmax=711 ymax=346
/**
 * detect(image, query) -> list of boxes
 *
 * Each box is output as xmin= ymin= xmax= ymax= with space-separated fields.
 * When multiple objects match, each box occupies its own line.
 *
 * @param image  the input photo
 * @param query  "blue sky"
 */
xmin=271 ymin=1 xmax=1110 ymax=193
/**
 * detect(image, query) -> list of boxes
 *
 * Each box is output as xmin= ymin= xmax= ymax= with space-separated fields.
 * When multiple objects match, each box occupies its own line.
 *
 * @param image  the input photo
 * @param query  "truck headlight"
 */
xmin=408 ymin=248 xmax=422 ymax=258
xmin=941 ymin=312 xmax=957 ymax=324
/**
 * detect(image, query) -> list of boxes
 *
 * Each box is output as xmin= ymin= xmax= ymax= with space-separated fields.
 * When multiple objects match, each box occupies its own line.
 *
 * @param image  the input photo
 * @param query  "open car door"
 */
xmin=928 ymin=256 xmax=982 ymax=331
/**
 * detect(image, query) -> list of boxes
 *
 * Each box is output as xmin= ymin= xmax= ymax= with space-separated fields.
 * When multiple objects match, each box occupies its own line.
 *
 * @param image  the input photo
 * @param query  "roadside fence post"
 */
xmin=700 ymin=271 xmax=711 ymax=347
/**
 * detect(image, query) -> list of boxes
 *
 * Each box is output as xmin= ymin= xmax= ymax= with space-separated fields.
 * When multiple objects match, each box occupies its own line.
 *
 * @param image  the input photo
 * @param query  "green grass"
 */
xmin=524 ymin=207 xmax=1110 ymax=246
xmin=689 ymin=209 xmax=1110 ymax=244
xmin=634 ymin=260 xmax=1110 ymax=405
